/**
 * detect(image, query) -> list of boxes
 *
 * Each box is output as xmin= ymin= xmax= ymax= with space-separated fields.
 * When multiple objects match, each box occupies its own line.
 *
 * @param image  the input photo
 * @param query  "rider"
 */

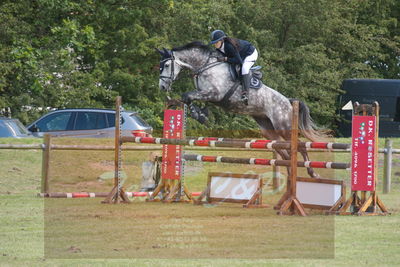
xmin=209 ymin=30 xmax=258 ymax=104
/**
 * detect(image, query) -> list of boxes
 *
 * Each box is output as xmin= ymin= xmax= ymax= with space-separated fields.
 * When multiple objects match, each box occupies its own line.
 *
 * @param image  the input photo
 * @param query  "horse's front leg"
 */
xmin=182 ymin=90 xmax=215 ymax=104
xmin=181 ymin=91 xmax=211 ymax=124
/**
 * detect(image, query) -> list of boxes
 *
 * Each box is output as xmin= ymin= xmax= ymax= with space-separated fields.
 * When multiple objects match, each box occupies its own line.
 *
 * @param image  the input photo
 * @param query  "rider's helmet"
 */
xmin=209 ymin=30 xmax=226 ymax=45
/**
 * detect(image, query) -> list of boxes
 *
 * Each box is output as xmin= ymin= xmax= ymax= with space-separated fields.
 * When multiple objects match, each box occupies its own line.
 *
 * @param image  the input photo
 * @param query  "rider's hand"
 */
xmin=217 ymin=57 xmax=227 ymax=62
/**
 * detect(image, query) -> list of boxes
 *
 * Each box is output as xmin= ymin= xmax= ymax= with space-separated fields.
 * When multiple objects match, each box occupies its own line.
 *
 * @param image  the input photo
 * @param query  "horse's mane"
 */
xmin=172 ymin=41 xmax=212 ymax=52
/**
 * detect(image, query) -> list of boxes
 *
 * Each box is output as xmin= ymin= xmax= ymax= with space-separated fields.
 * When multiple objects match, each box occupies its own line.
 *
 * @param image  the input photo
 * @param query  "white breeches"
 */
xmin=241 ymin=49 xmax=258 ymax=75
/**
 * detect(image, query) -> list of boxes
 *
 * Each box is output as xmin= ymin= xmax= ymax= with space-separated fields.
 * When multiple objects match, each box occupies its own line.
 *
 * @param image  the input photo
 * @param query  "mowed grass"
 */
xmin=0 ymin=137 xmax=400 ymax=266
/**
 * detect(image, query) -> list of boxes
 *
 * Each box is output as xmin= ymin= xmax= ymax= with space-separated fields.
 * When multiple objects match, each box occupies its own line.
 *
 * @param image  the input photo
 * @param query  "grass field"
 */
xmin=1 ymin=137 xmax=400 ymax=266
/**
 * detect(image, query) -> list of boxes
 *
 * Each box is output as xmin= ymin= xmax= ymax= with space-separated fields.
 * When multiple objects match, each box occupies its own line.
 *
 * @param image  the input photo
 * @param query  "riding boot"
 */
xmin=241 ymin=74 xmax=251 ymax=105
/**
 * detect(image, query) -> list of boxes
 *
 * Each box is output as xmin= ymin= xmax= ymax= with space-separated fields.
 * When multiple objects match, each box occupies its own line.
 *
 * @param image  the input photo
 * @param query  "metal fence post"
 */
xmin=383 ymin=138 xmax=392 ymax=194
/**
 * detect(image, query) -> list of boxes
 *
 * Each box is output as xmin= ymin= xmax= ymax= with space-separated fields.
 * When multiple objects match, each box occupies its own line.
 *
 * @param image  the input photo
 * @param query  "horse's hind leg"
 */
xmin=253 ymin=116 xmax=319 ymax=178
xmin=252 ymin=116 xmax=291 ymax=175
xmin=299 ymin=148 xmax=320 ymax=178
xmin=261 ymin=111 xmax=320 ymax=178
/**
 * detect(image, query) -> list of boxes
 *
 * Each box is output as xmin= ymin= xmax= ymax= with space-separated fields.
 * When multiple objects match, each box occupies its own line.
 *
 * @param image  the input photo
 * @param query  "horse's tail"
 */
xmin=290 ymin=99 xmax=330 ymax=142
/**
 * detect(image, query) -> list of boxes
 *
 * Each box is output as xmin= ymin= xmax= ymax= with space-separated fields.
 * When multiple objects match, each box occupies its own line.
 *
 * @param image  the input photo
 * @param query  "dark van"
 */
xmin=337 ymin=79 xmax=400 ymax=137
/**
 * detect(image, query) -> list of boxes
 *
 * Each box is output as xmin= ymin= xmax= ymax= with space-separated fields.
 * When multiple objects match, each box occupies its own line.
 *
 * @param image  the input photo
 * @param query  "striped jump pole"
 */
xmin=187 ymin=136 xmax=350 ymax=150
xmin=121 ymin=136 xmax=291 ymax=149
xmin=183 ymin=154 xmax=350 ymax=170
xmin=121 ymin=136 xmax=350 ymax=150
xmin=39 ymin=192 xmax=202 ymax=198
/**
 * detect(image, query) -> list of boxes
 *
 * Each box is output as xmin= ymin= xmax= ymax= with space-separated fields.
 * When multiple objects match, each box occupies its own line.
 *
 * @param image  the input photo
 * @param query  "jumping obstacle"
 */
xmin=104 ymin=96 xmax=387 ymax=216
xmin=35 ymin=95 xmax=388 ymax=215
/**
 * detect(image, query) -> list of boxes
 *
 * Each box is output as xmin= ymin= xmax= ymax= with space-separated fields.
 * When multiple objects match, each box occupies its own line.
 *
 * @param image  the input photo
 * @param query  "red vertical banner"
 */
xmin=161 ymin=110 xmax=183 ymax=180
xmin=351 ymin=115 xmax=376 ymax=191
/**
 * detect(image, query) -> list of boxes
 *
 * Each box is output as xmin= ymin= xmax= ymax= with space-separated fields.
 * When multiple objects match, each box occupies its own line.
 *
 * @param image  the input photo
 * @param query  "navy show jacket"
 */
xmin=217 ymin=39 xmax=255 ymax=64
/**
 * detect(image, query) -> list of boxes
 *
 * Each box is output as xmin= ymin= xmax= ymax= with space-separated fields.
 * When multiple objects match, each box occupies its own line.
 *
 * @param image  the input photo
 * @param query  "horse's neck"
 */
xmin=175 ymin=49 xmax=209 ymax=70
xmin=176 ymin=49 xmax=234 ymax=100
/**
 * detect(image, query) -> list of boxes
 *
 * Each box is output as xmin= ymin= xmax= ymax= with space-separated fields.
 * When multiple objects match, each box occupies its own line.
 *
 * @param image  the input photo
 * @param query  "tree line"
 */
xmin=0 ymin=0 xmax=399 ymax=134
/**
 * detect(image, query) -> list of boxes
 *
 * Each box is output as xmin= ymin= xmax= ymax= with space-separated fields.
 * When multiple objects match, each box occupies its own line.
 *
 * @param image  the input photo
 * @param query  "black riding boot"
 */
xmin=241 ymin=74 xmax=251 ymax=105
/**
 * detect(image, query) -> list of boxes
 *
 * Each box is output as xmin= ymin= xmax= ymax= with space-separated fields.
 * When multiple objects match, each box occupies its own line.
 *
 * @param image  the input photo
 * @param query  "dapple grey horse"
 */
xmin=157 ymin=41 xmax=326 ymax=178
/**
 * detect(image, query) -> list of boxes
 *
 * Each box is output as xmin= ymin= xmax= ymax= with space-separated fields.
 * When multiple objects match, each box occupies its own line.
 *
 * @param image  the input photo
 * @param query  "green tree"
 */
xmin=0 ymin=0 xmax=398 ymax=132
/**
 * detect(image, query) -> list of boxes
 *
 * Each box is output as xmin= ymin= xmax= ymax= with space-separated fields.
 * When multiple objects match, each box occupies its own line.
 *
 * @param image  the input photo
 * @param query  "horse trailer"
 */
xmin=337 ymin=79 xmax=400 ymax=137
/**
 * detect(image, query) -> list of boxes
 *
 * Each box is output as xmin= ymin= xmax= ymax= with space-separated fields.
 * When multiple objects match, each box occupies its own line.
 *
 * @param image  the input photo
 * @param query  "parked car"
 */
xmin=0 ymin=117 xmax=33 ymax=138
xmin=26 ymin=108 xmax=153 ymax=138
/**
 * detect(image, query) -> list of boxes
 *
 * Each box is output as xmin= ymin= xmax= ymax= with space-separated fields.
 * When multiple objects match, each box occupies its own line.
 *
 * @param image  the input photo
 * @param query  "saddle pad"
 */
xmin=229 ymin=64 xmax=263 ymax=89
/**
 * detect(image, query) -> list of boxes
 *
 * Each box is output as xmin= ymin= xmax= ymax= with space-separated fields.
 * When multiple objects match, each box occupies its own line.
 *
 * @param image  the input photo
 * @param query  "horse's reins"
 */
xmin=193 ymin=51 xmax=223 ymax=76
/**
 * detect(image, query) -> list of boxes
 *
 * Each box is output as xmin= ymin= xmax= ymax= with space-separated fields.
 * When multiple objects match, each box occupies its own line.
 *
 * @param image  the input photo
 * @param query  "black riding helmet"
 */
xmin=209 ymin=30 xmax=226 ymax=45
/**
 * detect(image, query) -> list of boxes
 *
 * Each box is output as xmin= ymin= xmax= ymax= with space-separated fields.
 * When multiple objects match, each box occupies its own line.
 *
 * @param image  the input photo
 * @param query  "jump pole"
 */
xmin=120 ymin=137 xmax=350 ymax=151
xmin=186 ymin=137 xmax=350 ymax=150
xmin=39 ymin=192 xmax=201 ymax=198
xmin=182 ymin=154 xmax=350 ymax=169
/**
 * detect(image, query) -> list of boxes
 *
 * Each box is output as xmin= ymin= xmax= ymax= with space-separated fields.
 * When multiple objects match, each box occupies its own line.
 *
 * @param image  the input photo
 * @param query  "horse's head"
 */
xmin=156 ymin=48 xmax=183 ymax=92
